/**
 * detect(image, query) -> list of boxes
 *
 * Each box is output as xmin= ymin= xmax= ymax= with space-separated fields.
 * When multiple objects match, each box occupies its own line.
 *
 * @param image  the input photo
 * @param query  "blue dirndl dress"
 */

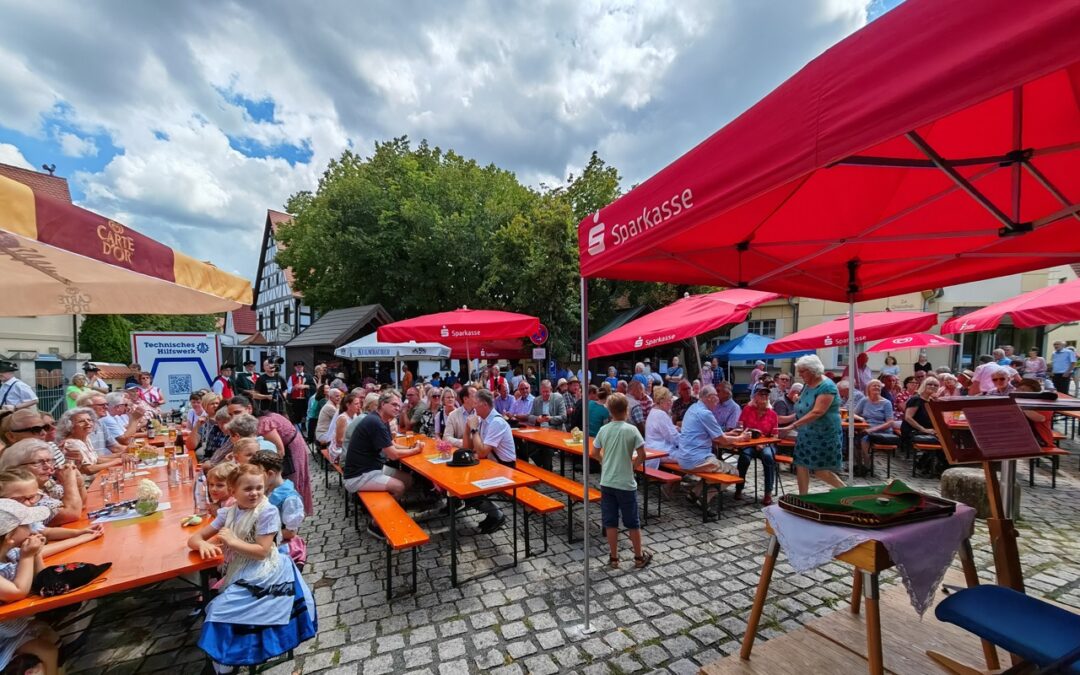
xmin=198 ymin=503 xmax=317 ymax=667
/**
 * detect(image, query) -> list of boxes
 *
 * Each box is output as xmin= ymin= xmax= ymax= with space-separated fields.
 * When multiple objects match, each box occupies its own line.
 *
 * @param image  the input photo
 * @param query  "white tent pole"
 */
xmin=848 ymin=302 xmax=856 ymax=481
xmin=579 ymin=275 xmax=592 ymax=632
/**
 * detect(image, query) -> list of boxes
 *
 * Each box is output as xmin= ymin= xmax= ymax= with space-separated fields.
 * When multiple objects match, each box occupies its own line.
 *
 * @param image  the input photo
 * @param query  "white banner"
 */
xmin=130 ymin=332 xmax=221 ymax=410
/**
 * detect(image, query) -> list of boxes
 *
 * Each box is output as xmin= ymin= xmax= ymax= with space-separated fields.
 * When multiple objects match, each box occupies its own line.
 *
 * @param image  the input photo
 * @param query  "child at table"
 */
xmin=0 ymin=498 xmax=61 ymax=675
xmin=0 ymin=470 xmax=104 ymax=557
xmin=226 ymin=438 xmax=259 ymax=466
xmin=590 ymin=393 xmax=652 ymax=570
xmin=200 ymin=461 xmax=237 ymax=519
xmin=248 ymin=451 xmax=306 ymax=569
xmin=188 ymin=464 xmax=316 ymax=671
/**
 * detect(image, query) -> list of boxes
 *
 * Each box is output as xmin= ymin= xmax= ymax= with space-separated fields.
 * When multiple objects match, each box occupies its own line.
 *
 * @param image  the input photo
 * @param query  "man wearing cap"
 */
xmin=286 ymin=360 xmax=315 ymax=427
xmin=234 ymin=359 xmax=259 ymax=398
xmin=212 ymin=363 xmax=235 ymax=399
xmin=83 ymin=364 xmax=110 ymax=394
xmin=563 ymin=377 xmax=582 ymax=423
xmin=750 ymin=360 xmax=767 ymax=387
xmin=0 ymin=361 xmax=37 ymax=412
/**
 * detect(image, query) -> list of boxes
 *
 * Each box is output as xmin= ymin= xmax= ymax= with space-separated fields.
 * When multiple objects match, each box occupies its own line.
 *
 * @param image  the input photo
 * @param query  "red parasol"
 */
xmin=765 ymin=312 xmax=937 ymax=353
xmin=577 ymin=0 xmax=1080 ymax=300
xmin=378 ymin=308 xmax=540 ymax=365
xmin=940 ymin=277 xmax=1080 ymax=333
xmin=588 ymin=289 xmax=780 ymax=358
xmin=865 ymin=332 xmax=959 ymax=353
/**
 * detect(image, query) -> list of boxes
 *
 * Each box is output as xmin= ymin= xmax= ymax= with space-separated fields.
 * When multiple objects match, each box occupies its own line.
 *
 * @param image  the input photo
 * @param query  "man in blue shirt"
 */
xmin=631 ymin=362 xmax=650 ymax=388
xmin=1051 ymin=341 xmax=1077 ymax=394
xmin=675 ymin=385 xmax=746 ymax=514
xmin=712 ymin=381 xmax=742 ymax=430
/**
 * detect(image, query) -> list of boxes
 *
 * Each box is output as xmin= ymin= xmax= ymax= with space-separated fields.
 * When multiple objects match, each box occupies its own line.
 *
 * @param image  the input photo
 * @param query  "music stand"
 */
xmin=926 ymin=397 xmax=1046 ymax=593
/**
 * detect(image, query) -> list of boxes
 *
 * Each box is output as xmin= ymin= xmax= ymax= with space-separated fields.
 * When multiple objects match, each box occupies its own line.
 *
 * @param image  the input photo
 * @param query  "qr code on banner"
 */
xmin=168 ymin=374 xmax=192 ymax=396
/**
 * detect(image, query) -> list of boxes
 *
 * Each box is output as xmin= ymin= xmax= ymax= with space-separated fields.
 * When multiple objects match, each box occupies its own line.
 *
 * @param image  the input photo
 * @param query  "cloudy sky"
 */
xmin=0 ymin=0 xmax=901 ymax=280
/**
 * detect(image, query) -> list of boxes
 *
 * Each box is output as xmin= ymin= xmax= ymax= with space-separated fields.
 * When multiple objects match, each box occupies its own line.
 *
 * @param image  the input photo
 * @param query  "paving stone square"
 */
xmin=65 ymin=432 xmax=1080 ymax=673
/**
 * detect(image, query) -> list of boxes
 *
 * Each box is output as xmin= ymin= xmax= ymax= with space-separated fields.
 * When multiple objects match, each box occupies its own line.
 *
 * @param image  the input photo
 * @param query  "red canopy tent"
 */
xmin=572 ymin=0 xmax=1080 ymax=630
xmin=589 ymin=289 xmax=780 ymax=358
xmin=766 ymin=312 xmax=937 ymax=353
xmin=378 ymin=307 xmax=540 ymax=372
xmin=940 ymin=277 xmax=1080 ymax=333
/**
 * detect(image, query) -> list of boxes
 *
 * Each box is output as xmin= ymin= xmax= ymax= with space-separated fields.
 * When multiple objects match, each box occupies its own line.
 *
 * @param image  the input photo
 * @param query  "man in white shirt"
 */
xmin=101 ymin=391 xmax=144 ymax=447
xmin=459 ymin=388 xmax=507 ymax=533
xmin=0 ymin=361 xmax=38 ymax=412
xmin=84 ymin=365 xmax=110 ymax=394
xmin=442 ymin=385 xmax=477 ymax=448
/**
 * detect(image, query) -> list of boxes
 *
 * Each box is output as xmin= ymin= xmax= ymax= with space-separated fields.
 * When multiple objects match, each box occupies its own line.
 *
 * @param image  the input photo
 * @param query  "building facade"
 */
xmin=251 ymin=210 xmax=316 ymax=360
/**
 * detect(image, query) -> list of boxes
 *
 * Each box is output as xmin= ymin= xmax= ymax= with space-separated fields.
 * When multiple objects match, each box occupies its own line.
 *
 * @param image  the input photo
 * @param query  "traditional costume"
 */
xmin=198 ymin=499 xmax=316 ymax=671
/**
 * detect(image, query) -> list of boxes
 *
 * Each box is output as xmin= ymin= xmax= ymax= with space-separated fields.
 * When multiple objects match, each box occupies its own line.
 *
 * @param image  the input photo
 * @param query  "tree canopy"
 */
xmin=277 ymin=139 xmax=709 ymax=364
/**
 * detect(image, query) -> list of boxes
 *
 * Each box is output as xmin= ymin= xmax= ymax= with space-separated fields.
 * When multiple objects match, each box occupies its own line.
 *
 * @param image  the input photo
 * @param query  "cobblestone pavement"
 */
xmin=67 ymin=429 xmax=1080 ymax=674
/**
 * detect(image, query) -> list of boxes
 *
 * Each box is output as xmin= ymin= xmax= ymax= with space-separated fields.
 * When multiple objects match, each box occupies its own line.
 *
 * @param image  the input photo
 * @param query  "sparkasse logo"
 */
xmin=587 ymin=212 xmax=605 ymax=255
xmin=439 ymin=326 xmax=449 ymax=338
xmin=633 ymin=336 xmax=644 ymax=348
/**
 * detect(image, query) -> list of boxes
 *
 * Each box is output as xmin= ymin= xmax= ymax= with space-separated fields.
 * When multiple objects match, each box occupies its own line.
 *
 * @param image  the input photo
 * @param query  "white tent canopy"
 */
xmin=334 ymin=332 xmax=451 ymax=361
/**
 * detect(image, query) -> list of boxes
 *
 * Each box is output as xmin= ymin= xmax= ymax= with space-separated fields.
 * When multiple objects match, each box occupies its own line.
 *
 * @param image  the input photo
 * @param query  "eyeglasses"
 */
xmin=20 ymin=459 xmax=54 ymax=469
xmin=90 ymin=402 xmax=108 ymax=408
xmin=991 ymin=377 xmax=1007 ymax=382
xmin=11 ymin=424 xmax=53 ymax=434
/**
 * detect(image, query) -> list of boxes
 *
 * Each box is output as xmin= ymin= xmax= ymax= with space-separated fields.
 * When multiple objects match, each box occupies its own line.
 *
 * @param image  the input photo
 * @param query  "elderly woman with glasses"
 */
xmin=0 ymin=439 xmax=85 ymax=525
xmin=778 ymin=355 xmax=846 ymax=495
xmin=983 ymin=370 xmax=1016 ymax=396
xmin=56 ymin=407 xmax=122 ymax=476
xmin=1 ymin=410 xmax=67 ymax=468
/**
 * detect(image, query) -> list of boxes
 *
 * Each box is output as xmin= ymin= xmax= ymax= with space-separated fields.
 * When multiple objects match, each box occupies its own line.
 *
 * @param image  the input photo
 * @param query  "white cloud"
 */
xmin=0 ymin=0 xmax=876 ymax=279
xmin=56 ymin=131 xmax=98 ymax=157
xmin=0 ymin=143 xmax=33 ymax=170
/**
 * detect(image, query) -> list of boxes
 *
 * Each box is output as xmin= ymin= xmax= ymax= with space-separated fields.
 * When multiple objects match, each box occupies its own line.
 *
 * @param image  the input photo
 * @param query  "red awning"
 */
xmin=766 ymin=312 xmax=937 ymax=353
xmin=941 ymin=277 xmax=1080 ymax=333
xmin=865 ymin=332 xmax=959 ymax=353
xmin=377 ymin=308 xmax=540 ymax=345
xmin=588 ymin=289 xmax=780 ymax=358
xmin=576 ymin=0 xmax=1080 ymax=301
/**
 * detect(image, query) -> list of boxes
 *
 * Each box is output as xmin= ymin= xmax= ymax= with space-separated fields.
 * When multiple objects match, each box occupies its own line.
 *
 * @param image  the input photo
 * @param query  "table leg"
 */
xmin=740 ymin=535 xmax=780 ymax=660
xmin=450 ymin=495 xmax=458 ymax=588
xmin=513 ymin=488 xmax=519 ymax=567
xmin=862 ymin=571 xmax=883 ymax=675
xmin=643 ymin=477 xmax=650 ymax=526
xmin=850 ymin=568 xmax=862 ymax=614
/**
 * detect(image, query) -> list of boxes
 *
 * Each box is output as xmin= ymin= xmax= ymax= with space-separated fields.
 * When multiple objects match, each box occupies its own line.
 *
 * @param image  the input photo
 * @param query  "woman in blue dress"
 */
xmin=779 ymin=355 xmax=847 ymax=495
xmin=188 ymin=464 xmax=316 ymax=673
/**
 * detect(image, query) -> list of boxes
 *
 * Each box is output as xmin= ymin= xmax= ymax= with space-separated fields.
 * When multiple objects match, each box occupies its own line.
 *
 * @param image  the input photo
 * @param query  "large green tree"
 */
xmin=78 ymin=314 xmax=219 ymax=363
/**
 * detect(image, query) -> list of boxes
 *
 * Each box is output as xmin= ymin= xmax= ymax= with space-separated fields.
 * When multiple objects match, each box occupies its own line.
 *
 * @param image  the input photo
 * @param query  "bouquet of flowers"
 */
xmin=435 ymin=440 xmax=453 ymax=460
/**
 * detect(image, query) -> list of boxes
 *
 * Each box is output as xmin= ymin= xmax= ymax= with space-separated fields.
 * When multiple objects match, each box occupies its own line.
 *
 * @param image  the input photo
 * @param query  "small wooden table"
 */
xmin=725 ymin=436 xmax=781 ymax=502
xmin=741 ymin=521 xmax=995 ymax=675
xmin=401 ymin=440 xmax=539 ymax=587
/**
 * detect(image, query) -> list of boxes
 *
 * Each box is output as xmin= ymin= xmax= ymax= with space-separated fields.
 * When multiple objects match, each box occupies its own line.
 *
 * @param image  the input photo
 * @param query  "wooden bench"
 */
xmin=320 ymin=447 xmax=354 ymax=517
xmin=868 ymin=441 xmax=898 ymax=478
xmin=659 ymin=462 xmax=743 ymax=522
xmin=512 ymin=461 xmax=600 ymax=541
xmin=357 ymin=492 xmax=429 ymax=601
xmin=635 ymin=466 xmax=680 ymax=524
xmin=1029 ymin=434 xmax=1067 ymax=489
xmin=912 ymin=441 xmax=944 ymax=477
xmin=504 ymin=487 xmax=564 ymax=556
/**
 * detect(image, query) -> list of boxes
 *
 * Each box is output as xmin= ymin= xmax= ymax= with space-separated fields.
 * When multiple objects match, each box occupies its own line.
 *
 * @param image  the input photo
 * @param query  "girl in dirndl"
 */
xmin=188 ymin=464 xmax=316 ymax=673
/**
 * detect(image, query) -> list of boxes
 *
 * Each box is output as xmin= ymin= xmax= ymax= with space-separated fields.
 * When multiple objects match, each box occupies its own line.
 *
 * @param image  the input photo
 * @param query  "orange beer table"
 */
xmin=400 ymin=437 xmax=539 ymax=587
xmin=0 ymin=457 xmax=218 ymax=621
xmin=512 ymin=426 xmax=668 ymax=475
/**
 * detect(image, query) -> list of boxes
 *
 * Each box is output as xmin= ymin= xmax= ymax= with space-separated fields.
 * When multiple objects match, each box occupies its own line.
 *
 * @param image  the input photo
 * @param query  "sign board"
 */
xmin=130 ymin=332 xmax=220 ymax=410
xmin=532 ymin=347 xmax=546 ymax=360
xmin=530 ymin=324 xmax=549 ymax=346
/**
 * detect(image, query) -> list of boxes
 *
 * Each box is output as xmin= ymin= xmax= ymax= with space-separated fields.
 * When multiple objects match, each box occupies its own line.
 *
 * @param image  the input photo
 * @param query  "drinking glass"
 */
xmin=178 ymin=454 xmax=193 ymax=484
xmin=102 ymin=477 xmax=115 ymax=506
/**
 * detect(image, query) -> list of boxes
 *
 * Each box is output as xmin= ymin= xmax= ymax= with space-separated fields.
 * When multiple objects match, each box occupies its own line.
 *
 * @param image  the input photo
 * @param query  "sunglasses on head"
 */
xmin=12 ymin=424 xmax=53 ymax=434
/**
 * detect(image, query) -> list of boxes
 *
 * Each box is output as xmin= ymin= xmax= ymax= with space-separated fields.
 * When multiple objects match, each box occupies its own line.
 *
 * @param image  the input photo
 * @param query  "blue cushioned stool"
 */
xmin=935 ymin=585 xmax=1080 ymax=673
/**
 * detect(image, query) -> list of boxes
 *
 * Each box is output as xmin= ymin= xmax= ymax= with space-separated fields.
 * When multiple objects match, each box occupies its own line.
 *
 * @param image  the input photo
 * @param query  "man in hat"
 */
xmin=286 ymin=361 xmax=315 ymax=427
xmin=83 ymin=364 xmax=110 ymax=394
xmin=0 ymin=361 xmax=37 ymax=412
xmin=563 ymin=376 xmax=582 ymax=422
xmin=212 ymin=363 xmax=235 ymax=399
xmin=252 ymin=360 xmax=287 ymax=415
xmin=234 ymin=359 xmax=259 ymax=398
xmin=750 ymin=360 xmax=767 ymax=387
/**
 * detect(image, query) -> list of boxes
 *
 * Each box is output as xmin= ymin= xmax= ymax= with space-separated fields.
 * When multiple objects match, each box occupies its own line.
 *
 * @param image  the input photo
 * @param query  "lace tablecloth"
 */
xmin=763 ymin=503 xmax=975 ymax=615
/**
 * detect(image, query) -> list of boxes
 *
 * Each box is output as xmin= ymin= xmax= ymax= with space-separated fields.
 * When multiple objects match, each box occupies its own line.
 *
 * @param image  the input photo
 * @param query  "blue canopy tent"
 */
xmin=711 ymin=333 xmax=812 ymax=393
xmin=711 ymin=332 xmax=813 ymax=362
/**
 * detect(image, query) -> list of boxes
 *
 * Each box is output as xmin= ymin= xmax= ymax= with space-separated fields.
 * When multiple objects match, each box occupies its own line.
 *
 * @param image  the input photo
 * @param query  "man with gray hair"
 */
xmin=674 ymin=385 xmax=747 ymax=517
xmin=712 ymin=381 xmax=741 ymax=431
xmin=632 ymin=362 xmax=649 ymax=388
xmin=77 ymin=391 xmax=121 ymax=455
xmin=101 ymin=391 xmax=144 ymax=447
